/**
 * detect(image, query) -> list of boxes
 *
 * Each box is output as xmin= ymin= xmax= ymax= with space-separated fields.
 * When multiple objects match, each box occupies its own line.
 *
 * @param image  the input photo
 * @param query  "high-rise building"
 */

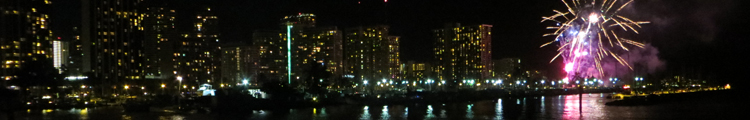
xmin=493 ymin=58 xmax=521 ymax=80
xmin=142 ymin=6 xmax=178 ymax=80
xmin=67 ymin=27 xmax=85 ymax=76
xmin=402 ymin=61 xmax=432 ymax=82
xmin=252 ymin=30 xmax=286 ymax=82
xmin=1 ymin=0 xmax=54 ymax=81
xmin=433 ymin=23 xmax=492 ymax=82
xmin=221 ymin=43 xmax=254 ymax=86
xmin=276 ymin=13 xmax=343 ymax=86
xmin=296 ymin=26 xmax=343 ymax=83
xmin=281 ymin=13 xmax=316 ymax=29
xmin=345 ymin=25 xmax=401 ymax=83
xmin=387 ymin=36 xmax=400 ymax=80
xmin=52 ymin=40 xmax=68 ymax=72
xmin=175 ymin=7 xmax=220 ymax=85
xmin=280 ymin=13 xmax=315 ymax=85
xmin=81 ymin=0 xmax=146 ymax=84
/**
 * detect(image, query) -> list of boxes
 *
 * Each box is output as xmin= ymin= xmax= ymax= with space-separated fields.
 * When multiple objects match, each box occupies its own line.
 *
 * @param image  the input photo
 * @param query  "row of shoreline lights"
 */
xmin=361 ymin=79 xmax=528 ymax=87
xmin=110 ymin=78 xmax=628 ymax=90
xmin=119 ymin=76 xmax=186 ymax=91
xmin=358 ymin=78 xmax=637 ymax=87
xmin=86 ymin=83 xmax=205 ymax=90
xmin=70 ymin=76 xmax=629 ymax=88
xmin=107 ymin=77 xmax=628 ymax=89
xmin=99 ymin=78 xmax=628 ymax=90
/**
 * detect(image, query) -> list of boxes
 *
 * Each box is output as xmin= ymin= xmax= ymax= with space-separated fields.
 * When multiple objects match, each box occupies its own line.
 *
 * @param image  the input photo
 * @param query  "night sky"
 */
xmin=49 ymin=0 xmax=748 ymax=85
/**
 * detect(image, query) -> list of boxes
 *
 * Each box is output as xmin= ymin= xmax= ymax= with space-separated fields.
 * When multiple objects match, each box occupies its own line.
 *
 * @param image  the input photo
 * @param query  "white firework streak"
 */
xmin=540 ymin=0 xmax=649 ymax=80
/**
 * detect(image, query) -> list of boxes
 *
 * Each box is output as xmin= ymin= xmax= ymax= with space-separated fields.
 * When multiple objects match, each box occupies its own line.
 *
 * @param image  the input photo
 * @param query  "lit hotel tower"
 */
xmin=81 ymin=0 xmax=145 ymax=86
xmin=221 ymin=42 xmax=253 ymax=86
xmin=297 ymin=26 xmax=343 ymax=85
xmin=433 ymin=23 xmax=492 ymax=83
xmin=252 ymin=30 xmax=286 ymax=82
xmin=0 ymin=0 xmax=54 ymax=82
xmin=281 ymin=13 xmax=314 ymax=84
xmin=142 ymin=3 xmax=178 ymax=80
xmin=175 ymin=7 xmax=221 ymax=85
xmin=280 ymin=13 xmax=343 ymax=85
xmin=345 ymin=25 xmax=400 ymax=83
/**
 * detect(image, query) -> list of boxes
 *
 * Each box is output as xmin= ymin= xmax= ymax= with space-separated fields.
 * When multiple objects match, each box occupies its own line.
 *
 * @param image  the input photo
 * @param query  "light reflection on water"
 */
xmin=11 ymin=94 xmax=743 ymax=120
xmin=359 ymin=106 xmax=369 ymax=120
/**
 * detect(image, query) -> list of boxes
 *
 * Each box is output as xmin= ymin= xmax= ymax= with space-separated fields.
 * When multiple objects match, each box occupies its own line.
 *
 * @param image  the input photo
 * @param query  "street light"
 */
xmin=80 ymin=85 xmax=87 ymax=96
xmin=161 ymin=83 xmax=166 ymax=94
xmin=124 ymin=85 xmax=130 ymax=95
xmin=176 ymin=76 xmax=183 ymax=109
xmin=426 ymin=79 xmax=433 ymax=90
xmin=363 ymin=80 xmax=369 ymax=94
xmin=177 ymin=76 xmax=183 ymax=93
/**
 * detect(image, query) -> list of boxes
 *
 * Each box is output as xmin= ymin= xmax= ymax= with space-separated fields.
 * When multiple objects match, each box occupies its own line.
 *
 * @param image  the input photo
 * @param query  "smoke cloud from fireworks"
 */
xmin=629 ymin=0 xmax=735 ymax=43
xmin=602 ymin=44 xmax=665 ymax=78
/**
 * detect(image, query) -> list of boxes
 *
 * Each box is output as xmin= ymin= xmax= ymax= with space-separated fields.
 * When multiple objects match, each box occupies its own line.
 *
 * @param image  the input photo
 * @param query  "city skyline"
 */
xmin=1 ymin=1 xmax=747 ymax=119
xmin=12 ymin=0 xmax=747 ymax=84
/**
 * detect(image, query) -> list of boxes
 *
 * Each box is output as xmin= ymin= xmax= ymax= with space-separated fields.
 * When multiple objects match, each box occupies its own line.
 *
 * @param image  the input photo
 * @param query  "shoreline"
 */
xmin=605 ymin=89 xmax=736 ymax=106
xmin=210 ymin=89 xmax=622 ymax=112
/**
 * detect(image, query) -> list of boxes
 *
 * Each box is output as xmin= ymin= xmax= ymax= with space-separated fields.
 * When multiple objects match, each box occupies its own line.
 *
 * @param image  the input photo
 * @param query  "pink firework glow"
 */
xmin=564 ymin=63 xmax=575 ymax=73
xmin=541 ymin=0 xmax=649 ymax=79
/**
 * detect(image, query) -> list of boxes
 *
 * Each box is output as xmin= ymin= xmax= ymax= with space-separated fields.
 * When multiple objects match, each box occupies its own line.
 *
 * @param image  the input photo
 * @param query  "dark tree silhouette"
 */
xmin=258 ymin=73 xmax=296 ymax=100
xmin=337 ymin=77 xmax=354 ymax=89
xmin=1 ymin=88 xmax=21 ymax=119
xmin=304 ymin=62 xmax=332 ymax=95
xmin=512 ymin=67 xmax=523 ymax=80
xmin=10 ymin=58 xmax=64 ymax=92
xmin=257 ymin=73 xmax=269 ymax=85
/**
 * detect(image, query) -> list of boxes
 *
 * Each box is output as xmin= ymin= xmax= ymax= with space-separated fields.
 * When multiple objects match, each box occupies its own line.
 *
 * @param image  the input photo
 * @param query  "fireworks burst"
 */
xmin=540 ymin=0 xmax=650 ymax=80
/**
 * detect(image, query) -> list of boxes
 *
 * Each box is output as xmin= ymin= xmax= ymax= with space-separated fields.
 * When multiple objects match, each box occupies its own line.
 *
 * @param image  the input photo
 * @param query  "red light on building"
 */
xmin=623 ymin=85 xmax=631 ymax=89
xmin=385 ymin=0 xmax=388 ymax=2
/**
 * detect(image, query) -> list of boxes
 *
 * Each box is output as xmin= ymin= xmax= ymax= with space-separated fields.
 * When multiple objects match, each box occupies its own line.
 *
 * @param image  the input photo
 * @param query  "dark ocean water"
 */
xmin=3 ymin=92 xmax=746 ymax=120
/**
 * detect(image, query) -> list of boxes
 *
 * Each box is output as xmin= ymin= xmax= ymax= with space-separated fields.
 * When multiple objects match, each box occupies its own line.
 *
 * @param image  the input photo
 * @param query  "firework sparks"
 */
xmin=541 ymin=0 xmax=649 ymax=80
